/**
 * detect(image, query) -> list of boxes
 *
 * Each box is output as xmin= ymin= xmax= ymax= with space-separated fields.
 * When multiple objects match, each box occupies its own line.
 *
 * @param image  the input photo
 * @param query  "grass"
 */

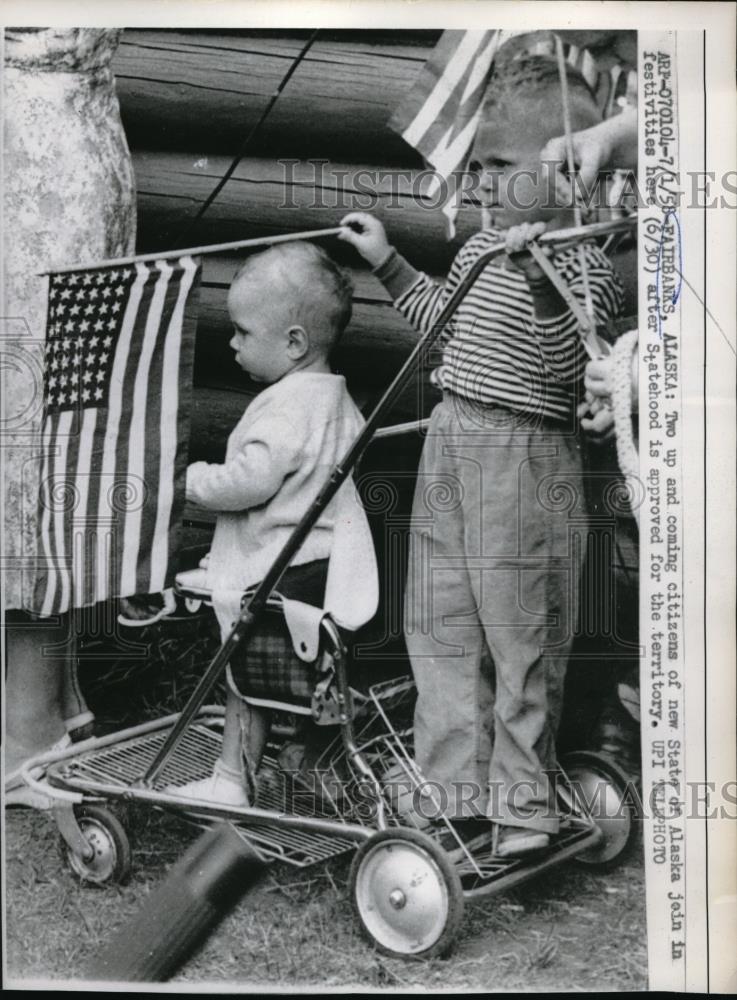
xmin=4 ymin=613 xmax=647 ymax=990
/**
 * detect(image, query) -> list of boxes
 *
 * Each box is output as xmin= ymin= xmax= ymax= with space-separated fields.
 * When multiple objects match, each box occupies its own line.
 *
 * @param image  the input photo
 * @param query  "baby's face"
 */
xmin=227 ymin=272 xmax=296 ymax=384
xmin=469 ymin=104 xmax=572 ymax=229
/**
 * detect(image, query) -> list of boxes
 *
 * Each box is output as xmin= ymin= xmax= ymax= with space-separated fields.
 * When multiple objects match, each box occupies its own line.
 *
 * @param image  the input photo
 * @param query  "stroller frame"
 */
xmin=20 ymin=217 xmax=638 ymax=959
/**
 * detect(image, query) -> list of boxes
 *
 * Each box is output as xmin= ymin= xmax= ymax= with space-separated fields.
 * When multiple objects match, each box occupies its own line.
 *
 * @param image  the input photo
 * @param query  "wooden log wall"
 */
xmin=114 ymin=29 xmax=638 ymax=672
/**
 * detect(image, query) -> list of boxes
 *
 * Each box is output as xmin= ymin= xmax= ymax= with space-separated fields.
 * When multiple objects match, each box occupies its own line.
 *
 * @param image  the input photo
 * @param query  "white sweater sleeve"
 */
xmin=186 ymin=414 xmax=302 ymax=512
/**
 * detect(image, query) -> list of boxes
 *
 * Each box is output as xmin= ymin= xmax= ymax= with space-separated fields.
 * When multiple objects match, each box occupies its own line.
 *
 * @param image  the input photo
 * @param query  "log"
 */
xmin=133 ymin=150 xmax=480 ymax=271
xmin=134 ymin=152 xmax=638 ymax=313
xmin=114 ymin=30 xmax=435 ymax=162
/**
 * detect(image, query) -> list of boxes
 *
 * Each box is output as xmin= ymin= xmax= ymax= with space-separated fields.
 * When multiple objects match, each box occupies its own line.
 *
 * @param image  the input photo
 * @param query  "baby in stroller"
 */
xmin=176 ymin=241 xmax=377 ymax=806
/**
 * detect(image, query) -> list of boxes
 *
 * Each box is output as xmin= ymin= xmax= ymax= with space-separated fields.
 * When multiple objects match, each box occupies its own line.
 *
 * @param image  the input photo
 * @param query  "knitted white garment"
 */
xmin=610 ymin=329 xmax=640 ymax=527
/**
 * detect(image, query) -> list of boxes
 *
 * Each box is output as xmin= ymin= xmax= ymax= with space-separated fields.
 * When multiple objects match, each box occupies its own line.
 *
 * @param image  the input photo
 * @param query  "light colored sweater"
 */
xmin=186 ymin=370 xmax=367 ymax=598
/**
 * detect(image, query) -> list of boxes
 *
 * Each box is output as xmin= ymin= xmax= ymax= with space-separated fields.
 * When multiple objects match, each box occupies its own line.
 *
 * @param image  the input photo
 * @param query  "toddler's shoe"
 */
xmin=175 ymin=554 xmax=212 ymax=597
xmin=174 ymin=567 xmax=211 ymax=596
xmin=493 ymin=825 xmax=550 ymax=858
xmin=172 ymin=758 xmax=249 ymax=808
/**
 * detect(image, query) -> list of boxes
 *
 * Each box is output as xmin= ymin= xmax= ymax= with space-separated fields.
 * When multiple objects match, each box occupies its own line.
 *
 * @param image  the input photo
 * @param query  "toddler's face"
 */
xmin=227 ymin=275 xmax=295 ymax=384
xmin=469 ymin=109 xmax=568 ymax=229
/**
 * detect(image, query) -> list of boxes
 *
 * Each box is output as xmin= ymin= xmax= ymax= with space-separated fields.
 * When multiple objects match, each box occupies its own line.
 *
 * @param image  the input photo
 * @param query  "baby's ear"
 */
xmin=286 ymin=325 xmax=309 ymax=360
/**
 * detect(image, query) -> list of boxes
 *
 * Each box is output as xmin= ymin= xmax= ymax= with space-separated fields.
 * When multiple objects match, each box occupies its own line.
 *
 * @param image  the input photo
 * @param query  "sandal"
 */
xmin=64 ymin=710 xmax=96 ymax=742
xmin=117 ymin=589 xmax=176 ymax=628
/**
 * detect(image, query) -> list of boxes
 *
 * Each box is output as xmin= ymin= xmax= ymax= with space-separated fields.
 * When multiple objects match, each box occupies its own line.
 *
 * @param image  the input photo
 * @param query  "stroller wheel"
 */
xmin=349 ymin=827 xmax=464 ymax=959
xmin=60 ymin=805 xmax=132 ymax=887
xmin=561 ymin=751 xmax=639 ymax=871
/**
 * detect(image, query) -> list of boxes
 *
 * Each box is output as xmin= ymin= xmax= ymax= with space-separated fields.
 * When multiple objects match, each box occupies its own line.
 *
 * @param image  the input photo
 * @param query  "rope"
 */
xmin=609 ymin=329 xmax=640 ymax=526
xmin=174 ymin=30 xmax=321 ymax=246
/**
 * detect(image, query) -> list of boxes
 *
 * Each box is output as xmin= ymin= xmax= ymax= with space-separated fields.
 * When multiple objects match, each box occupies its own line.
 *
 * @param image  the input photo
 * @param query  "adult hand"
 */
xmin=540 ymin=108 xmax=638 ymax=208
xmin=577 ymin=397 xmax=616 ymax=442
xmin=583 ymin=355 xmax=615 ymax=402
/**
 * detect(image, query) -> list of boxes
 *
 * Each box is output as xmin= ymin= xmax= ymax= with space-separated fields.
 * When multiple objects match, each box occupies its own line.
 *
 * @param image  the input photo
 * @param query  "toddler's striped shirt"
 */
xmin=377 ymin=229 xmax=624 ymax=423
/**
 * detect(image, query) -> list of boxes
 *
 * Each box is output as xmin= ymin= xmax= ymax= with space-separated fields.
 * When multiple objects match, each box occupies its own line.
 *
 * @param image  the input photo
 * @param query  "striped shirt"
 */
xmin=378 ymin=230 xmax=624 ymax=423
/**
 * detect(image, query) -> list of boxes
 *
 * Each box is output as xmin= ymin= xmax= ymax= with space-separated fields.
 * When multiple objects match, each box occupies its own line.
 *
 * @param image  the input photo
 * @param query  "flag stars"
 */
xmin=94 ymin=386 xmax=104 ymax=400
xmin=99 ymin=302 xmax=109 ymax=315
xmin=110 ymin=301 xmax=121 ymax=314
xmin=82 ymin=370 xmax=92 ymax=384
xmin=69 ymin=303 xmax=81 ymax=316
xmin=60 ymin=288 xmax=72 ymax=300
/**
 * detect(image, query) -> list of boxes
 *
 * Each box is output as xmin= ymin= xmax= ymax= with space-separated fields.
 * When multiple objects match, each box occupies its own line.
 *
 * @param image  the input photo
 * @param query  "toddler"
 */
xmin=177 ymin=241 xmax=369 ymax=805
xmin=340 ymin=53 xmax=624 ymax=856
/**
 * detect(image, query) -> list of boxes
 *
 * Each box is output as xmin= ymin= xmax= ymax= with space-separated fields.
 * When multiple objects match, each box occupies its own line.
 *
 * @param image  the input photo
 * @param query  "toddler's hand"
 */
xmin=504 ymin=221 xmax=549 ymax=281
xmin=339 ymin=212 xmax=391 ymax=268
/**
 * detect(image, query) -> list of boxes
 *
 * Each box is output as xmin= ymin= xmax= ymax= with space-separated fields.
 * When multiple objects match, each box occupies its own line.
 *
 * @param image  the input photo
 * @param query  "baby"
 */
xmin=177 ymin=241 xmax=366 ymax=805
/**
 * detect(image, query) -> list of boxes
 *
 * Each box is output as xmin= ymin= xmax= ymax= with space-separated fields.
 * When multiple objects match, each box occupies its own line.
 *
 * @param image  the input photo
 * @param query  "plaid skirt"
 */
xmin=228 ymin=560 xmax=329 ymax=706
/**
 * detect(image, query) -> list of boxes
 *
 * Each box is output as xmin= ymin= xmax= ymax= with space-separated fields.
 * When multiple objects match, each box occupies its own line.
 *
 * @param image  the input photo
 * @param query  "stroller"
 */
xmin=17 ymin=219 xmax=638 ymax=960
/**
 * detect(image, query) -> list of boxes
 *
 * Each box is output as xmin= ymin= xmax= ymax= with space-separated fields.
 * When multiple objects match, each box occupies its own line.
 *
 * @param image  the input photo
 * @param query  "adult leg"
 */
xmin=60 ymin=614 xmax=94 ymax=740
xmin=4 ymin=610 xmax=69 ymax=776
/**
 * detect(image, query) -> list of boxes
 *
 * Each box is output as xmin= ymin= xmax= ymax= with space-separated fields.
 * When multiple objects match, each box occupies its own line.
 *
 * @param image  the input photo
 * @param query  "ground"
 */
xmin=3 ymin=616 xmax=647 ymax=990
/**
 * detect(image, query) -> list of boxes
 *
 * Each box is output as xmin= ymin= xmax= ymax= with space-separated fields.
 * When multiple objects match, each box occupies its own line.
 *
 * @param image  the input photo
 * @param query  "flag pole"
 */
xmin=38 ymin=227 xmax=344 ymax=276
xmin=554 ymin=34 xmax=597 ymax=340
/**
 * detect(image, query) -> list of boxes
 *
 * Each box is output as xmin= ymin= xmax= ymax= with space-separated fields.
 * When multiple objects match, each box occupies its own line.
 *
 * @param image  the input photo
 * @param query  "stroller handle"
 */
xmin=139 ymin=215 xmax=636 ymax=786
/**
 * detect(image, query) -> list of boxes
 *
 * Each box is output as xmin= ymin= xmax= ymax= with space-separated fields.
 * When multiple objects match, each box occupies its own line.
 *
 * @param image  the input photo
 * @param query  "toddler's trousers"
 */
xmin=404 ymin=395 xmax=587 ymax=832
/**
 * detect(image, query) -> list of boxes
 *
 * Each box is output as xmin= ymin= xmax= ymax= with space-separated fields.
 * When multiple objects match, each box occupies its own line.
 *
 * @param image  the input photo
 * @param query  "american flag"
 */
xmin=34 ymin=255 xmax=201 ymax=615
xmin=389 ymin=30 xmax=521 ymax=237
xmin=390 ymin=30 xmax=634 ymax=236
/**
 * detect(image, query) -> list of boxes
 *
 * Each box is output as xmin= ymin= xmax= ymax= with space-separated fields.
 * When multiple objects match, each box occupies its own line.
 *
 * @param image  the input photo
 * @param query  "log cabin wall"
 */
xmin=113 ymin=29 xmax=638 ymax=681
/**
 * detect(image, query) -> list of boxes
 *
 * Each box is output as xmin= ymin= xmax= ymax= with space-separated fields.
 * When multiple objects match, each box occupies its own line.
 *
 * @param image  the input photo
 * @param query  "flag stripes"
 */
xmin=390 ymin=30 xmax=635 ymax=237
xmin=35 ymin=255 xmax=200 ymax=615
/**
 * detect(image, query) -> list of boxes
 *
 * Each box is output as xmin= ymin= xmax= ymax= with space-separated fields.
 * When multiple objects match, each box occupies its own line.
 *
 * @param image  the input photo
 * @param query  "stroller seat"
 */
xmin=175 ymin=558 xmax=361 ymax=723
